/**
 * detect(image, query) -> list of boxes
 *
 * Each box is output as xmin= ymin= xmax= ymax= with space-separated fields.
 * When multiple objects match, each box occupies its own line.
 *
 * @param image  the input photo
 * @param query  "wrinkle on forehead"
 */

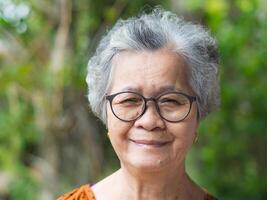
xmin=110 ymin=48 xmax=191 ymax=95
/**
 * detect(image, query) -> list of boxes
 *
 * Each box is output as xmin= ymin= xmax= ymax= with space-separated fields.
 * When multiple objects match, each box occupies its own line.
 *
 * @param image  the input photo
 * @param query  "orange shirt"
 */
xmin=57 ymin=184 xmax=95 ymax=200
xmin=57 ymin=184 xmax=217 ymax=200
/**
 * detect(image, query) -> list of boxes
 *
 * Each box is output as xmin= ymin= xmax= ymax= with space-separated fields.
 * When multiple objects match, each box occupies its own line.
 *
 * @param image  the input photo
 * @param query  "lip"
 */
xmin=129 ymin=139 xmax=171 ymax=147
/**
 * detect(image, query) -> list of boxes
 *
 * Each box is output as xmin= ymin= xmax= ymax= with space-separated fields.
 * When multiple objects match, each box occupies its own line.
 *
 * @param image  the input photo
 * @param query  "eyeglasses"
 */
xmin=106 ymin=91 xmax=197 ymax=123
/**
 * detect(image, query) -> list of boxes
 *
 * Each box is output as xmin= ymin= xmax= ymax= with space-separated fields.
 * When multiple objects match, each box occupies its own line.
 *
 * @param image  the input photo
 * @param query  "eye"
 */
xmin=158 ymin=94 xmax=189 ymax=107
xmin=120 ymin=97 xmax=142 ymax=104
xmin=113 ymin=93 xmax=143 ymax=106
xmin=159 ymin=98 xmax=183 ymax=105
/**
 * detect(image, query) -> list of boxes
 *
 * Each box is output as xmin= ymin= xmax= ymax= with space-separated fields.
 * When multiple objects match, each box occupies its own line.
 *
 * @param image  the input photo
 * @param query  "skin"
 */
xmin=92 ymin=48 xmax=205 ymax=200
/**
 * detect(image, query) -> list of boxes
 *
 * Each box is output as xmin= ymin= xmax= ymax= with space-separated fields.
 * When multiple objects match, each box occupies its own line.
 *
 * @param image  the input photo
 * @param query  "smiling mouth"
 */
xmin=129 ymin=139 xmax=171 ymax=147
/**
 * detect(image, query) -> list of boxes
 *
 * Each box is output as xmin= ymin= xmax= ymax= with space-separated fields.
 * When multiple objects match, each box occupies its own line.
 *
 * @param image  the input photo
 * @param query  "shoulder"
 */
xmin=57 ymin=184 xmax=96 ymax=200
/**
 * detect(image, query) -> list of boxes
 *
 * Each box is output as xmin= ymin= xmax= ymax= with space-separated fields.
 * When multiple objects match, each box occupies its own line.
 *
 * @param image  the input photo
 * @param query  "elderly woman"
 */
xmin=58 ymin=8 xmax=219 ymax=200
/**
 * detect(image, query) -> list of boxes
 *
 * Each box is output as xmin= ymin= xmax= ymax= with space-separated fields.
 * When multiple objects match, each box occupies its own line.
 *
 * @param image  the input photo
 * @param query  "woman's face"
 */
xmin=107 ymin=48 xmax=199 ymax=172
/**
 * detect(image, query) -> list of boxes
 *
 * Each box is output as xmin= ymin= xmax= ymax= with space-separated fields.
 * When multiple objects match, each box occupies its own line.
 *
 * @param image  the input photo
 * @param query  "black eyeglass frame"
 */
xmin=106 ymin=91 xmax=197 ymax=123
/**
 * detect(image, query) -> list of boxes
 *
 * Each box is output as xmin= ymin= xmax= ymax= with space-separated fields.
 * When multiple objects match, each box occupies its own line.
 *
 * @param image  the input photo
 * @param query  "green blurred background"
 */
xmin=0 ymin=0 xmax=267 ymax=199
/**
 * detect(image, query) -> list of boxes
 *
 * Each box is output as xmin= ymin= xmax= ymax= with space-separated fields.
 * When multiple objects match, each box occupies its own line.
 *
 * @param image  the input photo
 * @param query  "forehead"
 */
xmin=110 ymin=49 xmax=191 ymax=95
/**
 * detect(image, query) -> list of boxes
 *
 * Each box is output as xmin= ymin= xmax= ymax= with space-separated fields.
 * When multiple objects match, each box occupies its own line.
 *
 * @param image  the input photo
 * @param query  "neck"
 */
xmin=115 ymin=162 xmax=196 ymax=200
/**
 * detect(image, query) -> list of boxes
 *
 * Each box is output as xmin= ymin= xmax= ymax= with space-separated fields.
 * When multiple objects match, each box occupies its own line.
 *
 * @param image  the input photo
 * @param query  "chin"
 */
xmin=122 ymin=154 xmax=172 ymax=173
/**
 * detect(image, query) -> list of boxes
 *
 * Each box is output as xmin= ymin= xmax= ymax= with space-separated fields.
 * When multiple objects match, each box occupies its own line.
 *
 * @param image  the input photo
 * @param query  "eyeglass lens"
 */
xmin=110 ymin=92 xmax=192 ymax=122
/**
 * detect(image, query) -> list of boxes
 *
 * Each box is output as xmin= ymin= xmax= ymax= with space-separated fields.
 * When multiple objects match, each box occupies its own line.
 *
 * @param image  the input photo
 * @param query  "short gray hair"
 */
xmin=86 ymin=8 xmax=220 ymax=125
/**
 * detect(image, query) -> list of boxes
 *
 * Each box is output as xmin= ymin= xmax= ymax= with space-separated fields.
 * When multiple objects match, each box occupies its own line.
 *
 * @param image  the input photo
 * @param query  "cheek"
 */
xmin=169 ymin=124 xmax=195 ymax=144
xmin=107 ymin=109 xmax=135 ymax=162
xmin=107 ymin=107 xmax=132 ymax=146
xmin=167 ymin=118 xmax=198 ymax=152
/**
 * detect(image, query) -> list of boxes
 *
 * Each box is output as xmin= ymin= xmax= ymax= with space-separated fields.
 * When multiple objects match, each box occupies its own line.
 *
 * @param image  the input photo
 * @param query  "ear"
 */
xmin=194 ymin=131 xmax=198 ymax=143
xmin=194 ymin=116 xmax=200 ymax=144
xmin=194 ymin=110 xmax=200 ymax=130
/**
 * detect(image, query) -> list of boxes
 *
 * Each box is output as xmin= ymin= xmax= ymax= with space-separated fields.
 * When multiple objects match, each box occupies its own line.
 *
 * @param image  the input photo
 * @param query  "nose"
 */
xmin=134 ymin=101 xmax=165 ymax=131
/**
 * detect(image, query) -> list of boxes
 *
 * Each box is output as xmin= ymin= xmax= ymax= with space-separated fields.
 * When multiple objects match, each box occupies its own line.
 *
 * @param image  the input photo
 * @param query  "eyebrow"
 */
xmin=119 ymin=86 xmax=140 ymax=92
xmin=157 ymin=86 xmax=183 ymax=94
xmin=119 ymin=85 xmax=184 ymax=95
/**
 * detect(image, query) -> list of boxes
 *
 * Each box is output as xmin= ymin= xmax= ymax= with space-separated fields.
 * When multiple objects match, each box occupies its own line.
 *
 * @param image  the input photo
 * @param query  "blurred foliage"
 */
xmin=0 ymin=0 xmax=266 ymax=199
xmin=184 ymin=0 xmax=267 ymax=199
